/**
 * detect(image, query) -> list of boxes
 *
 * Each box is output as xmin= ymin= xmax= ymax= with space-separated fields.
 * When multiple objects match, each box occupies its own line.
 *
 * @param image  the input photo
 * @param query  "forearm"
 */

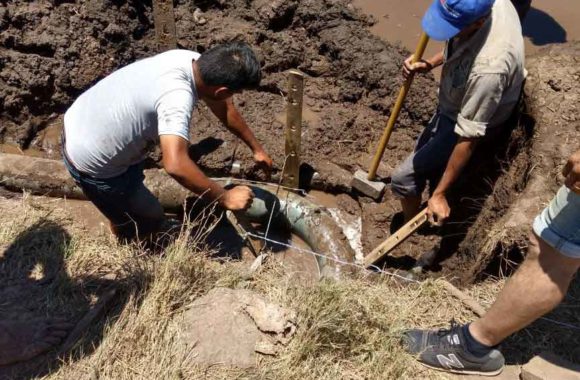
xmin=426 ymin=51 xmax=445 ymax=69
xmin=165 ymin=159 xmax=225 ymax=203
xmin=224 ymin=104 xmax=265 ymax=153
xmin=433 ymin=137 xmax=478 ymax=196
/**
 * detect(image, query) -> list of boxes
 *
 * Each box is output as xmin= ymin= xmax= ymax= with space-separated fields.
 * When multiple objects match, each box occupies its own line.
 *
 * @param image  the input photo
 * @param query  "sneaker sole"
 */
xmin=419 ymin=361 xmax=504 ymax=377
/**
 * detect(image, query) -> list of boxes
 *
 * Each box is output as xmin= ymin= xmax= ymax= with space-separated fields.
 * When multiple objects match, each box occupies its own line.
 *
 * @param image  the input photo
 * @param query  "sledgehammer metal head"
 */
xmin=351 ymin=169 xmax=386 ymax=201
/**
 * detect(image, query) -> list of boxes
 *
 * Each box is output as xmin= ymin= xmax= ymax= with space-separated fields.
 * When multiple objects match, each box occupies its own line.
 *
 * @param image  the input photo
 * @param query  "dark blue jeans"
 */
xmin=63 ymin=153 xmax=164 ymax=237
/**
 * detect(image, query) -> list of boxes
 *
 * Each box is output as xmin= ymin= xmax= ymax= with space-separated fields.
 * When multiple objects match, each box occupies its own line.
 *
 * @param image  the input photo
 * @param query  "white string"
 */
xmin=245 ymin=231 xmax=420 ymax=284
xmin=229 ymin=177 xmax=309 ymax=197
xmin=262 ymin=154 xmax=291 ymax=253
xmin=245 ymin=231 xmax=580 ymax=332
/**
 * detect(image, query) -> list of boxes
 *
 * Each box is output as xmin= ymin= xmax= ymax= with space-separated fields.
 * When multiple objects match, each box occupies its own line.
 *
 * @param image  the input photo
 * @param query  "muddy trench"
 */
xmin=0 ymin=0 xmax=577 ymax=284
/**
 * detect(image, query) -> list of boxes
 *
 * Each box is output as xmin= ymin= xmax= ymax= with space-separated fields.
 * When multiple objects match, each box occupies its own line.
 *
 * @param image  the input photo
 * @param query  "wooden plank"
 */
xmin=283 ymin=69 xmax=304 ymax=188
xmin=364 ymin=208 xmax=428 ymax=268
xmin=152 ymin=0 xmax=177 ymax=51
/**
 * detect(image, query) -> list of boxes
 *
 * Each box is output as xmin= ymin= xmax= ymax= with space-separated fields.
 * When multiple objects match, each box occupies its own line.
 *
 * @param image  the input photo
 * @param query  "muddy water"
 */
xmin=353 ymin=0 xmax=580 ymax=63
xmin=0 ymin=119 xmax=63 ymax=159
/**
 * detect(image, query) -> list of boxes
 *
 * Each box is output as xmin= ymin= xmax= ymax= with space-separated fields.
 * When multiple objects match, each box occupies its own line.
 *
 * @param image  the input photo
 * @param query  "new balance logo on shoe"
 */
xmin=445 ymin=334 xmax=460 ymax=345
xmin=436 ymin=354 xmax=465 ymax=369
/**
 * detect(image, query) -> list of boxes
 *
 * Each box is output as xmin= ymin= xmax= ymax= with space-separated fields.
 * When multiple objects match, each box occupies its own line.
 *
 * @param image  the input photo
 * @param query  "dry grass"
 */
xmin=0 ymin=194 xmax=578 ymax=380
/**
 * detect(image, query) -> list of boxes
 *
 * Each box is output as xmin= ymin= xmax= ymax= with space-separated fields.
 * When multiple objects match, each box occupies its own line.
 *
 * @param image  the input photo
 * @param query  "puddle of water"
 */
xmin=307 ymin=190 xmax=365 ymax=262
xmin=0 ymin=118 xmax=63 ymax=159
xmin=353 ymin=0 xmax=580 ymax=74
xmin=306 ymin=190 xmax=339 ymax=208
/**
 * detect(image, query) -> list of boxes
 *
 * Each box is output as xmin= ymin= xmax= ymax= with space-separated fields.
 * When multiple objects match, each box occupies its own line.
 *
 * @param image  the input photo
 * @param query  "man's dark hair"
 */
xmin=197 ymin=42 xmax=261 ymax=91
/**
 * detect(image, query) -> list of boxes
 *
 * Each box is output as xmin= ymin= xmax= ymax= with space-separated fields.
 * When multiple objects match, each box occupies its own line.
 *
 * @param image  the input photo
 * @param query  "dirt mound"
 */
xmin=0 ymin=0 xmax=437 ymax=185
xmin=450 ymin=42 xmax=580 ymax=283
xmin=177 ymin=287 xmax=296 ymax=368
xmin=3 ymin=1 xmax=578 ymax=283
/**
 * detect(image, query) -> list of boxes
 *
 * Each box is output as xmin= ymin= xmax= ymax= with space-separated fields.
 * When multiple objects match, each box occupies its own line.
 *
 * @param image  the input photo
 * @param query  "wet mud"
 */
xmin=1 ymin=1 xmax=578 ymax=283
xmin=0 ymin=0 xmax=437 ymax=179
xmin=0 ymin=0 xmax=438 ymax=271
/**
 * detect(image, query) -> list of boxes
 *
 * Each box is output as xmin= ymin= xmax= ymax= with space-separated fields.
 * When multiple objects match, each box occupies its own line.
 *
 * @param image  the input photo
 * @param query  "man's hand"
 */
xmin=427 ymin=193 xmax=450 ymax=226
xmin=253 ymin=149 xmax=273 ymax=179
xmin=220 ymin=186 xmax=255 ymax=211
xmin=563 ymin=149 xmax=580 ymax=194
xmin=402 ymin=54 xmax=434 ymax=79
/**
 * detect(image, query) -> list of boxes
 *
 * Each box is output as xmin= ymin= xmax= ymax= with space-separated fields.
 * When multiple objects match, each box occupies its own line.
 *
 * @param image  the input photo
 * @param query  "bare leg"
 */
xmin=470 ymin=232 xmax=580 ymax=346
xmin=401 ymin=195 xmax=422 ymax=222
xmin=0 ymin=319 xmax=72 ymax=366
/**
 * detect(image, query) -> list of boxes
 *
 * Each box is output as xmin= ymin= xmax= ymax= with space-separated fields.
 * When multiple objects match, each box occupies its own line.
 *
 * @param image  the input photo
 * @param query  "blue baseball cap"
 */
xmin=422 ymin=0 xmax=495 ymax=41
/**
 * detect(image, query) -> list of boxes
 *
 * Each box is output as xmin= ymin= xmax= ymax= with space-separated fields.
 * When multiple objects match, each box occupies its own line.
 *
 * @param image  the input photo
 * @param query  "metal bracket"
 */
xmin=283 ymin=69 xmax=305 ymax=189
xmin=152 ymin=0 xmax=177 ymax=51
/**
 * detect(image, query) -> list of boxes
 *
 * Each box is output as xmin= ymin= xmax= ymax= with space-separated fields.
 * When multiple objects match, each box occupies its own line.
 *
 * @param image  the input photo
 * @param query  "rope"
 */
xmin=261 ymin=154 xmax=291 ymax=253
xmin=229 ymin=177 xmax=309 ymax=197
xmin=245 ymin=231 xmax=420 ymax=284
xmin=245 ymin=231 xmax=580 ymax=332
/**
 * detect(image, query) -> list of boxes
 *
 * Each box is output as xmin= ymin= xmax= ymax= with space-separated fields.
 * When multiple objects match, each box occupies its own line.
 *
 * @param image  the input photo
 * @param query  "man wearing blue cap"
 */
xmin=392 ymin=0 xmax=548 ymax=376
xmin=391 ymin=0 xmax=525 ymax=227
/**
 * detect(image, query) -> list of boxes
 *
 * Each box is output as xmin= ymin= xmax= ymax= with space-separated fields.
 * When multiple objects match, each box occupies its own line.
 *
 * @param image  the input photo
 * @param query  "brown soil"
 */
xmin=450 ymin=42 xmax=580 ymax=283
xmin=0 ymin=0 xmax=578 ymax=283
xmin=0 ymin=0 xmax=437 ymax=177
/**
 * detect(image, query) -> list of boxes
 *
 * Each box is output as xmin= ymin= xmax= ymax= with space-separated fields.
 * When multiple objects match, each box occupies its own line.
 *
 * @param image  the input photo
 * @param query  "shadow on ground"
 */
xmin=523 ymin=7 xmax=567 ymax=46
xmin=0 ymin=219 xmax=136 ymax=379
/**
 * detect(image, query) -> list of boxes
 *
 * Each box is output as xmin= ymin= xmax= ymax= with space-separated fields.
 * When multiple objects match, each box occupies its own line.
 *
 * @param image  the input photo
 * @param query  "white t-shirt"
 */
xmin=64 ymin=49 xmax=200 ymax=178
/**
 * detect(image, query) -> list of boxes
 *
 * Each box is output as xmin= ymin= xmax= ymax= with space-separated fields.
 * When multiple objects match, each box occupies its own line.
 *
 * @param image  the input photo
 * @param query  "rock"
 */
xmin=103 ymin=23 xmax=125 ymax=42
xmin=521 ymin=352 xmax=580 ymax=380
xmin=176 ymin=288 xmax=296 ymax=368
xmin=252 ymin=0 xmax=298 ymax=27
xmin=193 ymin=8 xmax=207 ymax=25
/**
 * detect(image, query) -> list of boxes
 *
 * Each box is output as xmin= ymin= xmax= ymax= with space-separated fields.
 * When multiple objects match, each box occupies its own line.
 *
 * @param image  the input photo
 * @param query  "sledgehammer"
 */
xmin=351 ymin=32 xmax=430 ymax=200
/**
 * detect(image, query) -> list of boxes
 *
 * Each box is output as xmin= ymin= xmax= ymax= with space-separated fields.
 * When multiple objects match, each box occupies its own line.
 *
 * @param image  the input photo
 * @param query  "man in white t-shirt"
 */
xmin=63 ymin=42 xmax=273 ymax=241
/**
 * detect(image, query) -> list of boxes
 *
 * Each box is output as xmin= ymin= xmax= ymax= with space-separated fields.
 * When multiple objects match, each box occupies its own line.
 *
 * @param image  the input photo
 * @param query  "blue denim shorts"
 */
xmin=533 ymin=186 xmax=580 ymax=258
xmin=63 ymin=153 xmax=164 ymax=228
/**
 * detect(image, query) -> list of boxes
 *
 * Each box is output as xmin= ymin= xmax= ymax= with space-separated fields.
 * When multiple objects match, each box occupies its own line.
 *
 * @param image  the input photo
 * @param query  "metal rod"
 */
xmin=152 ymin=0 xmax=177 ymax=51
xmin=367 ymin=32 xmax=429 ymax=180
xmin=283 ymin=69 xmax=305 ymax=188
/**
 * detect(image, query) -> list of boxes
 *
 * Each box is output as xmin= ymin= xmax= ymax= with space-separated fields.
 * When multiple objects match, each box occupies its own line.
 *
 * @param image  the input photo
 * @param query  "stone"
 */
xmin=176 ymin=287 xmax=296 ymax=368
xmin=521 ymin=352 xmax=580 ymax=380
xmin=351 ymin=169 xmax=386 ymax=200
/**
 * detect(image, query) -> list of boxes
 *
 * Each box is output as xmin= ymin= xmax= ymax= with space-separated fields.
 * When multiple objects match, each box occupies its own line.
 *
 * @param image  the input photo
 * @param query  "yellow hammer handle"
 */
xmin=367 ymin=32 xmax=430 ymax=180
